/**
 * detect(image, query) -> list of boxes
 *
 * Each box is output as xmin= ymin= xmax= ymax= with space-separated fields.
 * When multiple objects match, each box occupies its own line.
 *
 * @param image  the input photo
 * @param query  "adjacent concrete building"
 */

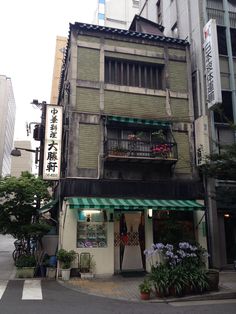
xmin=139 ymin=0 xmax=236 ymax=268
xmin=56 ymin=17 xmax=206 ymax=276
xmin=95 ymin=0 xmax=140 ymax=28
xmin=50 ymin=36 xmax=67 ymax=105
xmin=10 ymin=140 xmax=33 ymax=177
xmin=0 ymin=75 xmax=16 ymax=177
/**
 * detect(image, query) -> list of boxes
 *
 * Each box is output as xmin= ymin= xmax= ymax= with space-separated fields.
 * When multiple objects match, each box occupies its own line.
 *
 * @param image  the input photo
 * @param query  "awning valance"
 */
xmin=107 ymin=115 xmax=171 ymax=128
xmin=67 ymin=197 xmax=204 ymax=211
xmin=38 ymin=199 xmax=58 ymax=214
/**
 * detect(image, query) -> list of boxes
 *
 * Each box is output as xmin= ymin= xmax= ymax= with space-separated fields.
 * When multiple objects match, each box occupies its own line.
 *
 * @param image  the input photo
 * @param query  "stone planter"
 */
xmin=16 ymin=267 xmax=35 ymax=278
xmin=46 ymin=267 xmax=56 ymax=279
xmin=61 ymin=269 xmax=71 ymax=281
xmin=80 ymin=272 xmax=94 ymax=280
xmin=206 ymin=269 xmax=219 ymax=291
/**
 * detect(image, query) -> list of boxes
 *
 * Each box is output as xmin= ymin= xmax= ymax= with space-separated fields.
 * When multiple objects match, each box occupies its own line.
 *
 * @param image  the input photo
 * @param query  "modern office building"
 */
xmin=95 ymin=0 xmax=140 ymax=28
xmin=56 ymin=16 xmax=206 ymax=276
xmin=10 ymin=140 xmax=33 ymax=177
xmin=139 ymin=0 xmax=236 ymax=268
xmin=50 ymin=36 xmax=67 ymax=105
xmin=0 ymin=75 xmax=16 ymax=177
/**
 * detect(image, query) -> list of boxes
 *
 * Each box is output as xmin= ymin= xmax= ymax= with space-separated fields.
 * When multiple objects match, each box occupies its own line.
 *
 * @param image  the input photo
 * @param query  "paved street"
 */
xmin=1 ymin=234 xmax=236 ymax=313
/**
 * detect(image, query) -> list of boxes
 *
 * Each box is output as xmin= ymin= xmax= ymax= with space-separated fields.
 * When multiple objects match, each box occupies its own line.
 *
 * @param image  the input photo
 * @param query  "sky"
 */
xmin=0 ymin=0 xmax=98 ymax=144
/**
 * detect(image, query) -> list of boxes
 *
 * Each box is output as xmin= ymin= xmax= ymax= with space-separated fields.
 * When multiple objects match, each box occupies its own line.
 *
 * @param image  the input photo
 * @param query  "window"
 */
xmin=217 ymin=26 xmax=228 ymax=55
xmin=105 ymin=58 xmax=164 ymax=90
xmin=214 ymin=91 xmax=233 ymax=123
xmin=230 ymin=28 xmax=236 ymax=56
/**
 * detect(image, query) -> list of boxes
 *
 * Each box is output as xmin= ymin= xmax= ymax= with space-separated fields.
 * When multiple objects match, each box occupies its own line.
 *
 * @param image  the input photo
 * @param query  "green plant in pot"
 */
xmin=169 ymin=265 xmax=188 ymax=297
xmin=15 ymin=254 xmax=36 ymax=278
xmin=139 ymin=279 xmax=152 ymax=300
xmin=56 ymin=249 xmax=76 ymax=280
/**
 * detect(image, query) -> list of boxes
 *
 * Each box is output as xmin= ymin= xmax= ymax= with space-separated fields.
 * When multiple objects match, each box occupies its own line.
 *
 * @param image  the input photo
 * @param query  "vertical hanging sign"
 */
xmin=43 ymin=105 xmax=62 ymax=180
xmin=203 ymin=19 xmax=222 ymax=109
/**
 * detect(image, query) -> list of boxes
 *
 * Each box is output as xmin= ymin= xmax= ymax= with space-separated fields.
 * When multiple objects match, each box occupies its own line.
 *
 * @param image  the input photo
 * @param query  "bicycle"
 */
xmin=12 ymin=239 xmax=28 ymax=263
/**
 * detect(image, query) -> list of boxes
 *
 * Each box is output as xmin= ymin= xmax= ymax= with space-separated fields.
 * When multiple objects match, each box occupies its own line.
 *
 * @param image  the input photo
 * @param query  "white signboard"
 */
xmin=195 ymin=115 xmax=210 ymax=166
xmin=43 ymin=105 xmax=62 ymax=180
xmin=203 ymin=19 xmax=222 ymax=109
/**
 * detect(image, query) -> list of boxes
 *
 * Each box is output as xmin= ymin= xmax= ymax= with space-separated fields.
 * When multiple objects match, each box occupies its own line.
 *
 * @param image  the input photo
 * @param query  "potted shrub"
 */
xmin=169 ymin=265 xmax=188 ymax=297
xmin=139 ymin=279 xmax=152 ymax=300
xmin=15 ymin=255 xmax=36 ymax=278
xmin=205 ymin=269 xmax=219 ymax=291
xmin=56 ymin=249 xmax=76 ymax=280
xmin=79 ymin=253 xmax=96 ymax=279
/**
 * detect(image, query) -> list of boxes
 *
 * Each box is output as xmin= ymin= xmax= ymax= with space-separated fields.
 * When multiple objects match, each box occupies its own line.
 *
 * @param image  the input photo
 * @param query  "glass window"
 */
xmin=214 ymin=91 xmax=233 ymax=123
xmin=77 ymin=211 xmax=107 ymax=248
xmin=230 ymin=28 xmax=236 ymax=56
xmin=217 ymin=26 xmax=228 ymax=55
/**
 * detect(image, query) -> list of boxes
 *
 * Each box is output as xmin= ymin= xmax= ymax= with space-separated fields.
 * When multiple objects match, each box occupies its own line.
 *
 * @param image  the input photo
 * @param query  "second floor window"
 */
xmin=105 ymin=58 xmax=164 ymax=90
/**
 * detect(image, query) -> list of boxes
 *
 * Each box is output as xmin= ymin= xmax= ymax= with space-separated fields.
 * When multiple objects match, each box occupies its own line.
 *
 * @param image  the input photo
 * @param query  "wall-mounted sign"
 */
xmin=195 ymin=115 xmax=210 ymax=166
xmin=203 ymin=19 xmax=222 ymax=109
xmin=43 ymin=105 xmax=62 ymax=180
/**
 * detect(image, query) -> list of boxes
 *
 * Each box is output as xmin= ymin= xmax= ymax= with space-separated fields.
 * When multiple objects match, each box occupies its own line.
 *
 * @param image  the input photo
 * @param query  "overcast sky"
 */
xmin=0 ymin=0 xmax=98 ymax=143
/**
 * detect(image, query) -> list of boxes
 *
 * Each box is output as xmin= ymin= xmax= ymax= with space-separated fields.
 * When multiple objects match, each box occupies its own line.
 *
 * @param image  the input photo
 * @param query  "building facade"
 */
xmin=10 ymin=140 xmax=33 ymax=177
xmin=50 ymin=36 xmax=67 ymax=105
xmin=56 ymin=17 xmax=206 ymax=276
xmin=140 ymin=0 xmax=236 ymax=268
xmin=0 ymin=75 xmax=16 ymax=177
xmin=95 ymin=0 xmax=140 ymax=28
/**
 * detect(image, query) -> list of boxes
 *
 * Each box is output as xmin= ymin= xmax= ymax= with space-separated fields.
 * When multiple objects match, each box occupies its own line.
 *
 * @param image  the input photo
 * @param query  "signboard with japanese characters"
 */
xmin=203 ymin=19 xmax=222 ymax=109
xmin=43 ymin=105 xmax=62 ymax=180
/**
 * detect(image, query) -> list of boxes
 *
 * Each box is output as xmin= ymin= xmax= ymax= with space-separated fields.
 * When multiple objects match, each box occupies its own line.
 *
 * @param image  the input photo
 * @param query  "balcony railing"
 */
xmin=104 ymin=138 xmax=178 ymax=163
xmin=207 ymin=8 xmax=225 ymax=26
xmin=229 ymin=12 xmax=236 ymax=28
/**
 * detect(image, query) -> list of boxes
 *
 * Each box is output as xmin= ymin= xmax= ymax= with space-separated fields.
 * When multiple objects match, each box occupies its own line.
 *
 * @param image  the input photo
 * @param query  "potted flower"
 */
xmin=139 ymin=279 xmax=152 ymax=300
xmin=79 ymin=253 xmax=96 ymax=279
xmin=56 ymin=249 xmax=77 ymax=280
xmin=15 ymin=254 xmax=36 ymax=278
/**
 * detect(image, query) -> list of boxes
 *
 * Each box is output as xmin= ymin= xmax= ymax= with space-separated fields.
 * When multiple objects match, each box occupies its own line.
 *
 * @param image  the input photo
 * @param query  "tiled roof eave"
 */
xmin=72 ymin=22 xmax=189 ymax=47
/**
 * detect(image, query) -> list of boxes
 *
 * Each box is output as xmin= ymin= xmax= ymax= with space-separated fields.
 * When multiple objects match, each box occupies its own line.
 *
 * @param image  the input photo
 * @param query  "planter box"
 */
xmin=206 ymin=269 xmax=219 ymax=291
xmin=61 ymin=269 xmax=71 ymax=281
xmin=80 ymin=272 xmax=94 ymax=279
xmin=16 ymin=267 xmax=35 ymax=278
xmin=46 ymin=267 xmax=56 ymax=279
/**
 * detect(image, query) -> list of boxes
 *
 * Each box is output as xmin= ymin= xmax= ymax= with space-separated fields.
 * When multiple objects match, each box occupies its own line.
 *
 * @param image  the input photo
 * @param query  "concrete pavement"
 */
xmin=59 ymin=270 xmax=236 ymax=302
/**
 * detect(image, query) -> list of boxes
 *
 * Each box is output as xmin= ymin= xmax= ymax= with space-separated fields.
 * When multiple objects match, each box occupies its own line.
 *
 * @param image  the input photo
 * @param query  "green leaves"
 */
xmin=0 ymin=171 xmax=52 ymax=245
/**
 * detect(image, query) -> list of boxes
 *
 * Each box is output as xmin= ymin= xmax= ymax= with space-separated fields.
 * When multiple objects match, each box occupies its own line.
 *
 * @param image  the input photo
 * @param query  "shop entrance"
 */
xmin=114 ymin=211 xmax=145 ymax=273
xmin=224 ymin=213 xmax=236 ymax=264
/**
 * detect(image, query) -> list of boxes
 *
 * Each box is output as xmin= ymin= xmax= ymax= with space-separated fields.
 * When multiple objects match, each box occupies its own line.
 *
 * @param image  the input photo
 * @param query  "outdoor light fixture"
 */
xmin=148 ymin=208 xmax=153 ymax=218
xmin=11 ymin=147 xmax=40 ymax=165
xmin=224 ymin=214 xmax=230 ymax=218
xmin=82 ymin=209 xmax=101 ymax=215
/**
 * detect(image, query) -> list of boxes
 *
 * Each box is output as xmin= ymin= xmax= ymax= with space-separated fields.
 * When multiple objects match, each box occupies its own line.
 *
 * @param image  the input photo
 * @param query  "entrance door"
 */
xmin=114 ymin=212 xmax=145 ymax=272
xmin=224 ymin=214 xmax=236 ymax=264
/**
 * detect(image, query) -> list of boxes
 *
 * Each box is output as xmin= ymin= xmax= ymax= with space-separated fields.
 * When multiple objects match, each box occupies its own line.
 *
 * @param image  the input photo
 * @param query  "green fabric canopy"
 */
xmin=107 ymin=115 xmax=171 ymax=127
xmin=67 ymin=197 xmax=204 ymax=211
xmin=38 ymin=199 xmax=58 ymax=214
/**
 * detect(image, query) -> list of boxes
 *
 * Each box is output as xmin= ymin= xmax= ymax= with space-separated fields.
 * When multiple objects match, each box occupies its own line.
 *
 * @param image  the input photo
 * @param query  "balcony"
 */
xmin=104 ymin=138 xmax=178 ymax=164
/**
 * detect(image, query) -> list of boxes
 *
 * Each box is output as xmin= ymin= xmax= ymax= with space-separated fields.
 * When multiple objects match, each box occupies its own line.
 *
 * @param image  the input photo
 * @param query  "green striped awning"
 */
xmin=67 ymin=197 xmax=204 ymax=211
xmin=107 ymin=115 xmax=171 ymax=128
xmin=38 ymin=199 xmax=58 ymax=214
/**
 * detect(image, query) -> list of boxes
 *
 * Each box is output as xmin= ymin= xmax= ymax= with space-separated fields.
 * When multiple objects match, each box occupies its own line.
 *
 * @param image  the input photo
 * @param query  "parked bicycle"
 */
xmin=12 ymin=239 xmax=28 ymax=263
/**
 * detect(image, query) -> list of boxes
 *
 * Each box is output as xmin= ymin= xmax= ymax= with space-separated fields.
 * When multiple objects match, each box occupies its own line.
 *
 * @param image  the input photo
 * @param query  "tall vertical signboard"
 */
xmin=43 ymin=105 xmax=62 ymax=180
xmin=203 ymin=19 xmax=222 ymax=109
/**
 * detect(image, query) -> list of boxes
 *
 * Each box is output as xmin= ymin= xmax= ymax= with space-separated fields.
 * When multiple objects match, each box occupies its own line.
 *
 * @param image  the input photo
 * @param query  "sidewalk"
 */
xmin=59 ymin=271 xmax=236 ymax=302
